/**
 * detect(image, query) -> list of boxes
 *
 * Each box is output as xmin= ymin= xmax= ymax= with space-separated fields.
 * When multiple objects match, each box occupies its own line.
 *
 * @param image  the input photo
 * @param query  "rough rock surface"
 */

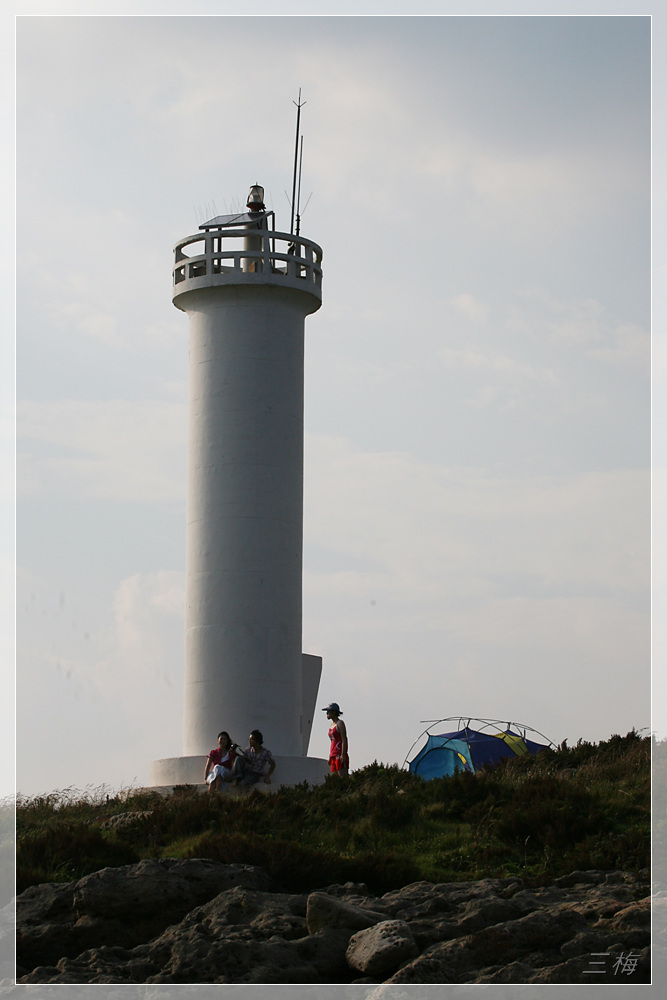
xmin=16 ymin=863 xmax=651 ymax=984
xmin=16 ymin=858 xmax=271 ymax=974
xmin=306 ymin=891 xmax=387 ymax=934
xmin=99 ymin=811 xmax=154 ymax=831
xmin=346 ymin=920 xmax=419 ymax=978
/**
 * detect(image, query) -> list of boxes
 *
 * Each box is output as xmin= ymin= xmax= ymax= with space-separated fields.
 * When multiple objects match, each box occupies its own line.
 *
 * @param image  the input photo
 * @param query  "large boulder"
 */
xmin=346 ymin=919 xmax=418 ymax=978
xmin=71 ymin=858 xmax=270 ymax=919
xmin=380 ymin=874 xmax=651 ymax=986
xmin=20 ymin=885 xmax=351 ymax=984
xmin=17 ymin=858 xmax=271 ymax=972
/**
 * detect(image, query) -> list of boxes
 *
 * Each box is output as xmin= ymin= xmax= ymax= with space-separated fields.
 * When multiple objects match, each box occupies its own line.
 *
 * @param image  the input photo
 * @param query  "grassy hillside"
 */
xmin=16 ymin=730 xmax=651 ymax=896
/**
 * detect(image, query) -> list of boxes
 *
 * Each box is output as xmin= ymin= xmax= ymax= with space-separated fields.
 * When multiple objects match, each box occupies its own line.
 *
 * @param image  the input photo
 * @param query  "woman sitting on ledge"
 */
xmin=204 ymin=731 xmax=236 ymax=792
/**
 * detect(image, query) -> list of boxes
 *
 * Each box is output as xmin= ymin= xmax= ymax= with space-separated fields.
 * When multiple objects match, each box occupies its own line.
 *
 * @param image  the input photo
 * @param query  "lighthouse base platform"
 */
xmin=148 ymin=754 xmax=330 ymax=793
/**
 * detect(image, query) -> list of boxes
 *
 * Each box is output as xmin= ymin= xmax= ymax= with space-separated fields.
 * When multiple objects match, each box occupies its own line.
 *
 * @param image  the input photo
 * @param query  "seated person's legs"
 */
xmin=206 ymin=764 xmax=232 ymax=783
xmin=206 ymin=763 xmax=232 ymax=789
xmin=231 ymin=756 xmax=260 ymax=786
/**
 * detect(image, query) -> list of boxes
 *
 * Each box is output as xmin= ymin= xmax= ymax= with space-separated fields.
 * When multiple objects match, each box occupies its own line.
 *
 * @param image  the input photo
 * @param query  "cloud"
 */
xmin=586 ymin=322 xmax=651 ymax=368
xmin=450 ymin=293 xmax=490 ymax=325
xmin=471 ymin=151 xmax=625 ymax=233
xmin=110 ymin=571 xmax=184 ymax=674
xmin=16 ymin=569 xmax=186 ymax=795
xmin=434 ymin=289 xmax=648 ymax=422
xmin=506 ymin=290 xmax=650 ymax=367
xmin=302 ymin=435 xmax=649 ymax=760
xmin=18 ymin=399 xmax=187 ymax=502
xmin=19 ymin=202 xmax=182 ymax=357
xmin=438 ymin=345 xmax=554 ymax=381
xmin=304 ymin=434 xmax=649 ymax=599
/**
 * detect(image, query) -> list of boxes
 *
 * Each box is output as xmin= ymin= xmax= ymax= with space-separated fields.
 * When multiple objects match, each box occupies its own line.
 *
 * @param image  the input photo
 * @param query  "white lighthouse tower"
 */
xmin=149 ymin=184 xmax=328 ymax=787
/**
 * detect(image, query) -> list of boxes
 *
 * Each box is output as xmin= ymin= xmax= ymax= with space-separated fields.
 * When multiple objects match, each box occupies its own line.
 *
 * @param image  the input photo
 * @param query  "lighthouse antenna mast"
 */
xmin=290 ymin=89 xmax=306 ymax=235
xmin=295 ymin=135 xmax=304 ymax=237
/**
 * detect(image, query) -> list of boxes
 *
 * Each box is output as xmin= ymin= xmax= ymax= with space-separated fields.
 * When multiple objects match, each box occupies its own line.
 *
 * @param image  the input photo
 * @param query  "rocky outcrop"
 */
xmin=375 ymin=870 xmax=651 ymax=986
xmin=306 ymin=891 xmax=387 ymax=934
xmin=16 ymin=858 xmax=271 ymax=974
xmin=15 ymin=862 xmax=651 ymax=984
xmin=347 ymin=920 xmax=419 ymax=979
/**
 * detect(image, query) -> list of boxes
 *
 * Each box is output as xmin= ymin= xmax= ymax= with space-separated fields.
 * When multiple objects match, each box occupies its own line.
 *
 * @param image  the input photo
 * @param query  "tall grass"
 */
xmin=16 ymin=731 xmax=651 ymax=895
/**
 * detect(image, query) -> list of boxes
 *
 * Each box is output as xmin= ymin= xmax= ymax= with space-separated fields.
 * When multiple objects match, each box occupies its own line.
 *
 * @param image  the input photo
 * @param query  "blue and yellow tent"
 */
xmin=406 ymin=717 xmax=554 ymax=779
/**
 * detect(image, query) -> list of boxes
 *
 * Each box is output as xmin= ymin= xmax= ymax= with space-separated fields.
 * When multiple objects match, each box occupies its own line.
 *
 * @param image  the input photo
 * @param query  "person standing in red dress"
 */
xmin=323 ymin=702 xmax=349 ymax=774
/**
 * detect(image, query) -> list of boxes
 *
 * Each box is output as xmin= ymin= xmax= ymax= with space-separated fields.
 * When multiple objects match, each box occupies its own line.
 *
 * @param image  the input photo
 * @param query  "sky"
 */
xmin=11 ymin=9 xmax=661 ymax=800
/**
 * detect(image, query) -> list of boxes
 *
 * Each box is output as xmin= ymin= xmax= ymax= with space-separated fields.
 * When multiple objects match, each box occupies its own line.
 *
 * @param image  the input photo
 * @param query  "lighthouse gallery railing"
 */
xmin=173 ymin=228 xmax=323 ymax=292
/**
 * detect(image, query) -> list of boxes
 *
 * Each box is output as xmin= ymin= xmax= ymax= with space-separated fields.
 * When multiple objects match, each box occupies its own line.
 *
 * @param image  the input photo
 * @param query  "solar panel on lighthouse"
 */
xmin=198 ymin=211 xmax=273 ymax=230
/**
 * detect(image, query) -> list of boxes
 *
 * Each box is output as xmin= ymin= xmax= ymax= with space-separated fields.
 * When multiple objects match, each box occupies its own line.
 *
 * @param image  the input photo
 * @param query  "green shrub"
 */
xmin=175 ymin=829 xmax=419 ymax=894
xmin=15 ymin=732 xmax=653 ymax=894
xmin=17 ymin=823 xmax=139 ymax=893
